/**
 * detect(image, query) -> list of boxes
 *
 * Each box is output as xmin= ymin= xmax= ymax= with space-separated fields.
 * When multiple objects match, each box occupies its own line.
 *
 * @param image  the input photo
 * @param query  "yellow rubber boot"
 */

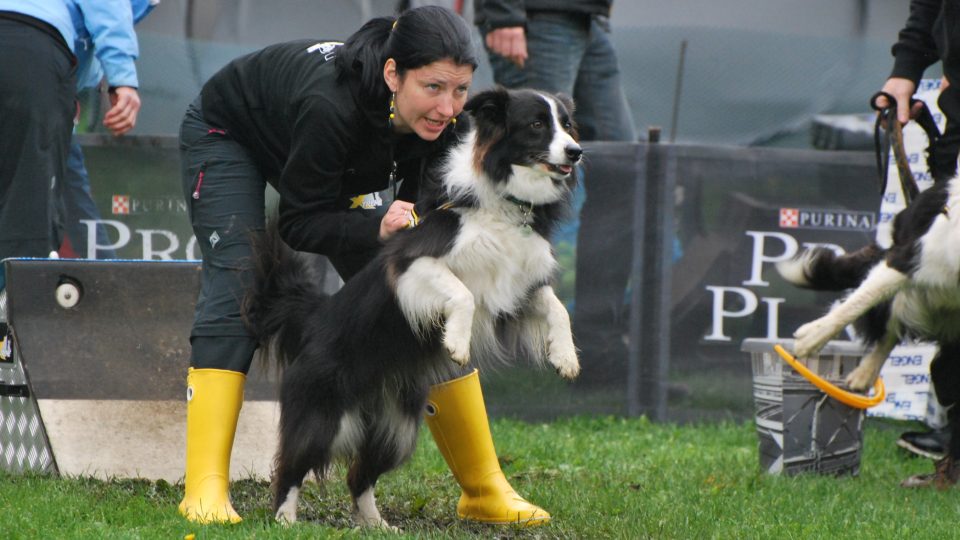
xmin=178 ymin=367 xmax=245 ymax=524
xmin=425 ymin=369 xmax=551 ymax=526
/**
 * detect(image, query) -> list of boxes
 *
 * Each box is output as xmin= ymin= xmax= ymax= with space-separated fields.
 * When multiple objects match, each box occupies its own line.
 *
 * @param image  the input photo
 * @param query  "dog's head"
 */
xmin=464 ymin=87 xmax=581 ymax=205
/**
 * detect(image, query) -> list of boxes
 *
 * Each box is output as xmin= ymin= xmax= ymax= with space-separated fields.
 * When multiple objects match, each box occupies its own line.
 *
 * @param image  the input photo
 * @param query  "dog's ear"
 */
xmin=465 ymin=86 xmax=510 ymax=128
xmin=466 ymin=87 xmax=510 ymax=165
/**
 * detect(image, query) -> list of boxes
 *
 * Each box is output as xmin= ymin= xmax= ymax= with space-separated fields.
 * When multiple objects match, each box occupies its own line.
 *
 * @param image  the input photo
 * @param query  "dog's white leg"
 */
xmin=845 ymin=331 xmax=898 ymax=391
xmin=794 ymin=263 xmax=907 ymax=358
xmin=529 ymin=286 xmax=580 ymax=379
xmin=396 ymin=258 xmax=475 ymax=366
xmin=274 ymin=485 xmax=300 ymax=524
xmin=352 ymin=488 xmax=397 ymax=531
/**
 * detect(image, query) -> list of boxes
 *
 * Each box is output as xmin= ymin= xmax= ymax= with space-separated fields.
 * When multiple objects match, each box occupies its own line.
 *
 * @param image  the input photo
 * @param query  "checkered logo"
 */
xmin=779 ymin=208 xmax=799 ymax=228
xmin=112 ymin=195 xmax=130 ymax=215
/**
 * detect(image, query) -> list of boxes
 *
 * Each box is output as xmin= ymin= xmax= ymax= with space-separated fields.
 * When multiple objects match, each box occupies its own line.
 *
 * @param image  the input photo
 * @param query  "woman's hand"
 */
xmin=379 ymin=200 xmax=416 ymax=241
xmin=875 ymin=77 xmax=921 ymax=125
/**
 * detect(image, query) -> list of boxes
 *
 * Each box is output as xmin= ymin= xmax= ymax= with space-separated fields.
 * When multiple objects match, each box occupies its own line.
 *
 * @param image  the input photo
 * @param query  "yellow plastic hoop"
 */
xmin=773 ymin=344 xmax=886 ymax=409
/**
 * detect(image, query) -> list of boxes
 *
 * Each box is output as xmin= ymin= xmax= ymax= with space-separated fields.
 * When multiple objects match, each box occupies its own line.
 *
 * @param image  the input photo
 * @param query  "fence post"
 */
xmin=628 ymin=127 xmax=674 ymax=420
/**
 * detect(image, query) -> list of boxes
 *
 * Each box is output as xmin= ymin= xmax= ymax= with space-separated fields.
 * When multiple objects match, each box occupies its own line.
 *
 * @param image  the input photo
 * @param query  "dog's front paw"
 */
xmin=845 ymin=363 xmax=879 ymax=392
xmin=551 ymin=347 xmax=580 ymax=380
xmin=443 ymin=331 xmax=471 ymax=366
xmin=793 ymin=318 xmax=837 ymax=358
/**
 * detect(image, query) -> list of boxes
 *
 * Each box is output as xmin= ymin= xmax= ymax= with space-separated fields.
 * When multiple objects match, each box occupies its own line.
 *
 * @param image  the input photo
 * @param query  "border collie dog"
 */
xmin=245 ymin=87 xmax=582 ymax=527
xmin=777 ymin=176 xmax=960 ymax=483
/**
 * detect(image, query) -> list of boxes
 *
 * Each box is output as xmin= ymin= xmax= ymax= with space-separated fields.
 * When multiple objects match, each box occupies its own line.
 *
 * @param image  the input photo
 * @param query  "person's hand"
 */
xmin=874 ymin=77 xmax=922 ymax=125
xmin=379 ymin=200 xmax=416 ymax=241
xmin=485 ymin=26 xmax=527 ymax=68
xmin=103 ymin=86 xmax=141 ymax=136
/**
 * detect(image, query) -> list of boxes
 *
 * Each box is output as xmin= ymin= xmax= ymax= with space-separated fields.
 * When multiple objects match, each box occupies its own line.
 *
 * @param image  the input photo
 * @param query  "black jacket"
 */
xmin=199 ymin=40 xmax=466 ymax=257
xmin=474 ymin=0 xmax=611 ymax=31
xmin=891 ymin=0 xmax=960 ymax=86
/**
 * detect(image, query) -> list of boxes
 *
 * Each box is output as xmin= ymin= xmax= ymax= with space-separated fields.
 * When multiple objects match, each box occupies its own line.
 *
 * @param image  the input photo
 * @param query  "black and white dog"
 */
xmin=777 ymin=176 xmax=960 ymax=482
xmin=245 ymin=87 xmax=582 ymax=527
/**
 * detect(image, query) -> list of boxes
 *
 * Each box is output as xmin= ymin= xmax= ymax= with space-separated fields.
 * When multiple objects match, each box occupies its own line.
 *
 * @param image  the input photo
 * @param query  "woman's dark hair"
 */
xmin=335 ymin=5 xmax=478 ymax=104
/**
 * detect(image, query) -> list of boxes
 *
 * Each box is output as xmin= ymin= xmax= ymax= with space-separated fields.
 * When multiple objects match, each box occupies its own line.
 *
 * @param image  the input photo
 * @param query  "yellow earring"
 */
xmin=389 ymin=92 xmax=396 ymax=126
xmin=451 ymin=117 xmax=457 ymax=124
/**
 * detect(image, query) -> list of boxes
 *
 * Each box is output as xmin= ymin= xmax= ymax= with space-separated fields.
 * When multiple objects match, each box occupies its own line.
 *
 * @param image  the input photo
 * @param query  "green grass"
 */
xmin=0 ymin=417 xmax=952 ymax=539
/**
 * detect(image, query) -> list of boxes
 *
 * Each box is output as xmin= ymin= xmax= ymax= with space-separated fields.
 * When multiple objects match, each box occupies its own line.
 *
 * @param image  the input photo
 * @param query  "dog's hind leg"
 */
xmin=395 ymin=258 xmax=475 ymax=366
xmin=345 ymin=447 xmax=400 ymax=530
xmin=845 ymin=330 xmax=898 ymax=391
xmin=794 ymin=263 xmax=908 ymax=358
xmin=346 ymin=405 xmax=419 ymax=531
xmin=272 ymin=411 xmax=344 ymax=524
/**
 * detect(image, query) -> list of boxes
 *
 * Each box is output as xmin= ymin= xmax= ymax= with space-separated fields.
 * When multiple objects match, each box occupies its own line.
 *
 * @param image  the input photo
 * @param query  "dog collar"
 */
xmin=503 ymin=195 xmax=534 ymax=232
xmin=417 ymin=198 xmax=535 ymax=232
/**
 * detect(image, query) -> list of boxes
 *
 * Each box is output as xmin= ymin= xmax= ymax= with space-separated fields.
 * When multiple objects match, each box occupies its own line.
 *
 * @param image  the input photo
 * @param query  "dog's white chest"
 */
xmin=446 ymin=213 xmax=556 ymax=315
xmin=915 ymin=211 xmax=960 ymax=286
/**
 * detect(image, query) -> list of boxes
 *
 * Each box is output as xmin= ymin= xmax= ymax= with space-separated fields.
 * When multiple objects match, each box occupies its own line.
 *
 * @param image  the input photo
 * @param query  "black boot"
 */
xmin=897 ymin=427 xmax=949 ymax=460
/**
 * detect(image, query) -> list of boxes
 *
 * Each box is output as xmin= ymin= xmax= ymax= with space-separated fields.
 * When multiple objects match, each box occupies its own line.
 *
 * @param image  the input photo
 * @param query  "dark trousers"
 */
xmin=180 ymin=100 xmax=380 ymax=373
xmin=927 ymin=86 xmax=960 ymax=437
xmin=0 ymin=18 xmax=75 ymax=284
xmin=55 ymin=139 xmax=118 ymax=259
xmin=931 ymin=84 xmax=960 ymax=182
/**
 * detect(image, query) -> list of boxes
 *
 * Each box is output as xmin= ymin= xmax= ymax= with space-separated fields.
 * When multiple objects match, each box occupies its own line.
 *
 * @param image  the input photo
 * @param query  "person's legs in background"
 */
xmin=485 ymin=12 xmax=585 ymax=95
xmin=60 ymin=138 xmax=118 ymax=259
xmin=568 ymin=16 xmax=636 ymax=143
xmin=0 ymin=19 xmax=76 ymax=290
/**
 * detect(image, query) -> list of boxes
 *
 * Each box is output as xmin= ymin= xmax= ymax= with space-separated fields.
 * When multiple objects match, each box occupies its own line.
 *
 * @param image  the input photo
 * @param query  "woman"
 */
xmin=178 ymin=6 xmax=550 ymax=526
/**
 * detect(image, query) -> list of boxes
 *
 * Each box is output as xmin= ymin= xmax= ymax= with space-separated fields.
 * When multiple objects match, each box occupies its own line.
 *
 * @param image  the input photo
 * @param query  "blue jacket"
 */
xmin=0 ymin=0 xmax=144 ymax=89
xmin=73 ymin=0 xmax=156 ymax=89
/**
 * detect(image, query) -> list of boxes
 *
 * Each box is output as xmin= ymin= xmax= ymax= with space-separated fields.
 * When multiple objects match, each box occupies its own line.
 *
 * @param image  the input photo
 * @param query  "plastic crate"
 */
xmin=742 ymin=338 xmax=868 ymax=476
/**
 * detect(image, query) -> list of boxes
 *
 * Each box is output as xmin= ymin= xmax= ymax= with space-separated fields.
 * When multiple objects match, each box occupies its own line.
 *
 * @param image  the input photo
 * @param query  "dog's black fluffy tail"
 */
xmin=776 ymin=243 xmax=886 ymax=291
xmin=243 ymin=221 xmax=328 ymax=368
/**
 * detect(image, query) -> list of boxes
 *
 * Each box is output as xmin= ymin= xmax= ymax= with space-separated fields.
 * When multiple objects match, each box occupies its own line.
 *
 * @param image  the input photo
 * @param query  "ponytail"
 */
xmin=335 ymin=16 xmax=395 ymax=103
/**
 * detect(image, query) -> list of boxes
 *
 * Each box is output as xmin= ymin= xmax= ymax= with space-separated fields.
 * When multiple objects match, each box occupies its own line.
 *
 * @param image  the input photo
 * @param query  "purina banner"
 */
xmin=68 ymin=141 xmax=199 ymax=260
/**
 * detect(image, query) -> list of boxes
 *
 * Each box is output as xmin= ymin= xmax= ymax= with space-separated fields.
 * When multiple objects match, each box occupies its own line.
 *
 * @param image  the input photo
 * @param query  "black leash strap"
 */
xmin=870 ymin=91 xmax=942 ymax=205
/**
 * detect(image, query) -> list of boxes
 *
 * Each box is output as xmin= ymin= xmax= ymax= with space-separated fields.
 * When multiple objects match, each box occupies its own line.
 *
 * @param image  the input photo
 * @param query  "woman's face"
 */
xmin=383 ymin=58 xmax=473 ymax=141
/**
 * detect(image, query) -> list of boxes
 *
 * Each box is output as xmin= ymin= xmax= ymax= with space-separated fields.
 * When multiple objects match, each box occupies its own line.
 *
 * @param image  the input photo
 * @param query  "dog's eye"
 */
xmin=530 ymin=121 xmax=544 ymax=129
xmin=563 ymin=121 xmax=572 ymax=130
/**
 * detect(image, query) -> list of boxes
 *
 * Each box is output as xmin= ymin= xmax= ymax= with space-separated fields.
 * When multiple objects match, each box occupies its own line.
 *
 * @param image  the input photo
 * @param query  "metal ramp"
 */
xmin=0 ymin=259 xmax=278 ymax=481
